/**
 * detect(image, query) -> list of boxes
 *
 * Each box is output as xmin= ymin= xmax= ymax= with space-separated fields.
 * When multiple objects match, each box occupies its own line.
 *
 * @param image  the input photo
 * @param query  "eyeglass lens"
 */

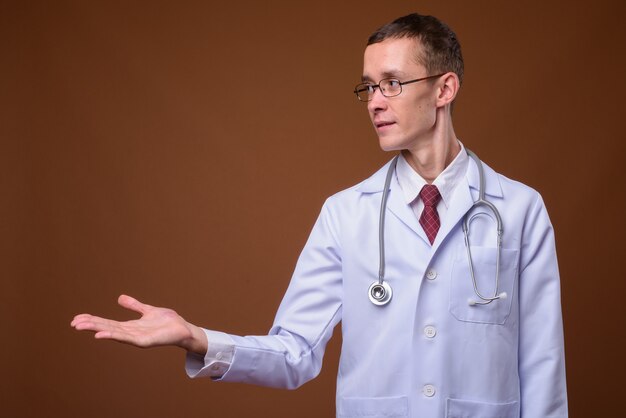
xmin=355 ymin=79 xmax=402 ymax=101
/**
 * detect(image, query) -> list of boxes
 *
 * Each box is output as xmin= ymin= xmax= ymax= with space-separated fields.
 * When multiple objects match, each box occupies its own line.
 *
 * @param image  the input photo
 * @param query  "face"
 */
xmin=362 ymin=37 xmax=439 ymax=151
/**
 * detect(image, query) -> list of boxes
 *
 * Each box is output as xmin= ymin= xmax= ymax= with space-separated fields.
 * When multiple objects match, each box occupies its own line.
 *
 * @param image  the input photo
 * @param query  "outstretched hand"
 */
xmin=71 ymin=295 xmax=207 ymax=355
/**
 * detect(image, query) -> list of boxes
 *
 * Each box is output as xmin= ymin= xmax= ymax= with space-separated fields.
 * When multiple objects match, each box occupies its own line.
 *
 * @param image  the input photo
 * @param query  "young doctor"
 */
xmin=72 ymin=13 xmax=568 ymax=418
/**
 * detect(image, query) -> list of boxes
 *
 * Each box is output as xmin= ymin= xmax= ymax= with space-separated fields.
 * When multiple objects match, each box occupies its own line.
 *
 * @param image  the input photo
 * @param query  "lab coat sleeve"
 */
xmin=518 ymin=193 xmax=568 ymax=417
xmin=189 ymin=198 xmax=343 ymax=389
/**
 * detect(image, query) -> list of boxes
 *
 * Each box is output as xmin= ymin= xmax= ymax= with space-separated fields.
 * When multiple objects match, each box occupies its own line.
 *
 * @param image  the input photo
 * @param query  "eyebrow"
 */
xmin=361 ymin=69 xmax=410 ymax=82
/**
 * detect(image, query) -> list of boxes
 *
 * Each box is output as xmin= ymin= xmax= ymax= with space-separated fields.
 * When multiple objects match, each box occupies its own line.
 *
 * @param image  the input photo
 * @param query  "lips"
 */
xmin=375 ymin=121 xmax=396 ymax=129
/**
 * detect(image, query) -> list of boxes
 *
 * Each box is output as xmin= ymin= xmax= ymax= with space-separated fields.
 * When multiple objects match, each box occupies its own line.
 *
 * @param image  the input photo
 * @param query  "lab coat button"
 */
xmin=424 ymin=326 xmax=437 ymax=338
xmin=426 ymin=269 xmax=437 ymax=280
xmin=215 ymin=352 xmax=223 ymax=360
xmin=423 ymin=384 xmax=436 ymax=397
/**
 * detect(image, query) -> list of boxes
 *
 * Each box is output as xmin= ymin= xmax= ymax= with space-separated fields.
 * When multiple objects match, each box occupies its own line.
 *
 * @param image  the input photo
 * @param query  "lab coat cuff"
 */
xmin=185 ymin=329 xmax=235 ymax=379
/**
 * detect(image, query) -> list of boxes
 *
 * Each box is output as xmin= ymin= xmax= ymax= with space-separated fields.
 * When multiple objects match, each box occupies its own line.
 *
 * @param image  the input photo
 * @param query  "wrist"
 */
xmin=180 ymin=323 xmax=208 ymax=355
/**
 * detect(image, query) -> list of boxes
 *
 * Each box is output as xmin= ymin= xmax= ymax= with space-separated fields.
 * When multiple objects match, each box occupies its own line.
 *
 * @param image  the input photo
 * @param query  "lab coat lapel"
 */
xmin=386 ymin=173 xmax=427 ymax=241
xmin=356 ymin=154 xmax=504 ymax=247
xmin=356 ymin=157 xmax=426 ymax=241
xmin=431 ymin=177 xmax=474 ymax=252
xmin=431 ymin=155 xmax=504 ymax=252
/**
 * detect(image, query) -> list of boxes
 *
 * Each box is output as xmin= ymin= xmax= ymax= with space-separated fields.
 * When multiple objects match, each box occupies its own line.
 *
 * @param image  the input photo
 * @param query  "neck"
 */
xmin=402 ymin=113 xmax=459 ymax=183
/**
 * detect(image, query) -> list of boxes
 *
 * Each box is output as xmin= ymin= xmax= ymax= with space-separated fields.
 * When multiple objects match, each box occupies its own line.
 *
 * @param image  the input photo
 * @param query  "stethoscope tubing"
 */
xmin=368 ymin=155 xmax=399 ymax=306
xmin=369 ymin=149 xmax=505 ymax=307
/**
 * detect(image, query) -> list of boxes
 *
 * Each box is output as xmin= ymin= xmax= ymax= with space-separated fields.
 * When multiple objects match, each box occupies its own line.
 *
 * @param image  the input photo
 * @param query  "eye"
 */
xmin=387 ymin=79 xmax=401 ymax=88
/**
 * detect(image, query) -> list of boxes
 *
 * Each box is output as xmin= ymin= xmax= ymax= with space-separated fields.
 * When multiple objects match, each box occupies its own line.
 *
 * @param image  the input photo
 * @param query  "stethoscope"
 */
xmin=368 ymin=149 xmax=507 ymax=307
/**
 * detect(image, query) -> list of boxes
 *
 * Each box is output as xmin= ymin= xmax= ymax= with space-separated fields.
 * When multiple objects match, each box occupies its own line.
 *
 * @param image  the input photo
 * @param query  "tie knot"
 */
xmin=419 ymin=184 xmax=441 ymax=207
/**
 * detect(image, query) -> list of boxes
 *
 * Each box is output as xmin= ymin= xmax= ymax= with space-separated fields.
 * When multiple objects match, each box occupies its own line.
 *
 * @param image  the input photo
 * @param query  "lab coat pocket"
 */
xmin=446 ymin=397 xmax=519 ymax=418
xmin=449 ymin=246 xmax=518 ymax=324
xmin=337 ymin=395 xmax=408 ymax=417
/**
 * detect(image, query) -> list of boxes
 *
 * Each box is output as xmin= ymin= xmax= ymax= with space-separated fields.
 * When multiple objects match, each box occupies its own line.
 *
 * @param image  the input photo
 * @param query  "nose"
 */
xmin=367 ymin=87 xmax=388 ymax=113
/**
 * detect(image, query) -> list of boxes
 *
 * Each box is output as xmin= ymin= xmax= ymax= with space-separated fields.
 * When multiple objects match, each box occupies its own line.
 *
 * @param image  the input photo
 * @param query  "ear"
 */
xmin=435 ymin=72 xmax=460 ymax=108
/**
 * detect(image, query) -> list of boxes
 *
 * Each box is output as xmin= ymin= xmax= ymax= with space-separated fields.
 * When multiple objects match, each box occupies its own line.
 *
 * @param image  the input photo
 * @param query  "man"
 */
xmin=72 ymin=13 xmax=568 ymax=417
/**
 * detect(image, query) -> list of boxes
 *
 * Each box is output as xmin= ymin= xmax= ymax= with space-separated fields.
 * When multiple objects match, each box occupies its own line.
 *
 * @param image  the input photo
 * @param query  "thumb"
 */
xmin=118 ymin=294 xmax=152 ymax=315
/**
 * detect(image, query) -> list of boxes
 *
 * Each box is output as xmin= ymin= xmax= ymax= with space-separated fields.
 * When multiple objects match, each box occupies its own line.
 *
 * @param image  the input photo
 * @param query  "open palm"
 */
xmin=71 ymin=295 xmax=205 ymax=353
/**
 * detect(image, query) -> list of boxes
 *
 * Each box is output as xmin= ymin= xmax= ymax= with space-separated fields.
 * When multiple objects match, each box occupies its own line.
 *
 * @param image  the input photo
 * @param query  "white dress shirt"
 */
xmin=395 ymin=141 xmax=469 ymax=230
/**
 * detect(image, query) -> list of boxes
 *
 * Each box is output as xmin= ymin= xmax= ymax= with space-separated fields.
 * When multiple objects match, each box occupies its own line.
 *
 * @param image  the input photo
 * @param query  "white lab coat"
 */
xmin=201 ymin=157 xmax=567 ymax=418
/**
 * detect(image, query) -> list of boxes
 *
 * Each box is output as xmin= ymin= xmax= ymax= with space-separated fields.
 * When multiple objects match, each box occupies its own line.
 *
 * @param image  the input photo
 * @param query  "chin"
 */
xmin=378 ymin=136 xmax=407 ymax=152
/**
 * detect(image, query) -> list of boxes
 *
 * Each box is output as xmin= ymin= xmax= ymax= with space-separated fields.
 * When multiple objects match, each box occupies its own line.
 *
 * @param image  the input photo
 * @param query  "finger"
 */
xmin=71 ymin=314 xmax=101 ymax=328
xmin=117 ymin=294 xmax=153 ymax=315
xmin=71 ymin=313 xmax=94 ymax=326
xmin=94 ymin=329 xmax=151 ymax=348
xmin=72 ymin=315 xmax=123 ymax=333
xmin=94 ymin=330 xmax=114 ymax=340
xmin=75 ymin=319 xmax=147 ymax=347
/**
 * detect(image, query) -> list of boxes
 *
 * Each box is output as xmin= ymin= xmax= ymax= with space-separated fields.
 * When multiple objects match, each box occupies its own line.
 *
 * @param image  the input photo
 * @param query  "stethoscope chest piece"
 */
xmin=368 ymin=280 xmax=392 ymax=306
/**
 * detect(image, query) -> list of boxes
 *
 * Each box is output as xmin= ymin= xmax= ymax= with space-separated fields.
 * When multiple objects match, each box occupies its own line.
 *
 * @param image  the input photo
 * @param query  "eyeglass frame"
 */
xmin=353 ymin=73 xmax=445 ymax=102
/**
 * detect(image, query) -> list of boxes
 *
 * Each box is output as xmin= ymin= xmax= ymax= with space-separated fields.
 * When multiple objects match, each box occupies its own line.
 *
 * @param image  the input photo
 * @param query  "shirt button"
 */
xmin=423 ymin=384 xmax=436 ymax=397
xmin=424 ymin=326 xmax=437 ymax=338
xmin=211 ymin=364 xmax=221 ymax=372
xmin=426 ymin=269 xmax=437 ymax=280
xmin=215 ymin=352 xmax=223 ymax=360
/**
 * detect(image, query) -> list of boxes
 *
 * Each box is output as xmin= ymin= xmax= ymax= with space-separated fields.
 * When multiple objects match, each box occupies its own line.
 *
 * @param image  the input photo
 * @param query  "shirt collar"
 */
xmin=395 ymin=141 xmax=469 ymax=208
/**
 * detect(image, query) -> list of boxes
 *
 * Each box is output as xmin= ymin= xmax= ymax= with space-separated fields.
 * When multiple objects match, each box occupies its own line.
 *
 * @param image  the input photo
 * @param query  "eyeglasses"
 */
xmin=353 ymin=74 xmax=445 ymax=102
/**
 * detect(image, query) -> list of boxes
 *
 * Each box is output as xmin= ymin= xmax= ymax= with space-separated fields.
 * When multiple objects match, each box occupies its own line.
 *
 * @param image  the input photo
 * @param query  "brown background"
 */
xmin=2 ymin=0 xmax=626 ymax=417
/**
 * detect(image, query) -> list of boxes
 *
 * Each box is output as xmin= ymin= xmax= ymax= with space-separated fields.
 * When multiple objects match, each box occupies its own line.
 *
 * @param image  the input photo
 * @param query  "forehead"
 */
xmin=362 ymin=37 xmax=425 ymax=81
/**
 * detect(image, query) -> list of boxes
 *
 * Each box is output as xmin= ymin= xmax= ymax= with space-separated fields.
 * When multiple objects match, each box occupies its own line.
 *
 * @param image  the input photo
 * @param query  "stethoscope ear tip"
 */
xmin=468 ymin=298 xmax=477 ymax=306
xmin=499 ymin=292 xmax=507 ymax=299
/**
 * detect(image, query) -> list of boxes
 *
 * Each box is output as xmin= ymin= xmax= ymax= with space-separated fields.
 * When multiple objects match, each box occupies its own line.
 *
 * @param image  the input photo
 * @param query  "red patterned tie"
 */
xmin=419 ymin=184 xmax=441 ymax=244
